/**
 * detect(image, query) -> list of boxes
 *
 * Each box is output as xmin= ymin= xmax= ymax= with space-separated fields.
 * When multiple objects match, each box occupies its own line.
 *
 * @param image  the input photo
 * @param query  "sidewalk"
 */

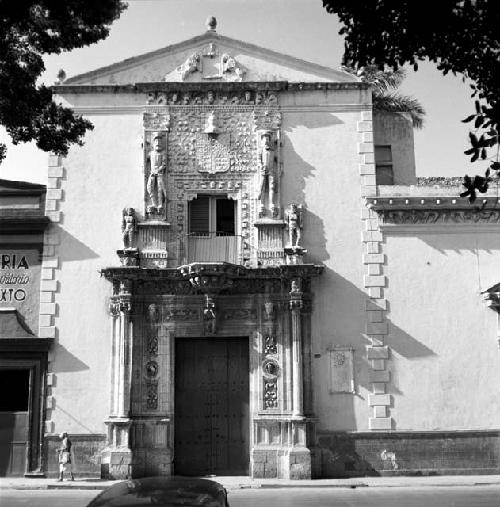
xmin=2 ymin=475 xmax=500 ymax=491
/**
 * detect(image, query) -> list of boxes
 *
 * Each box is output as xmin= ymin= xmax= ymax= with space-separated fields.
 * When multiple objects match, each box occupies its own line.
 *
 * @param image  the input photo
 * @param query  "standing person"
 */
xmin=57 ymin=432 xmax=74 ymax=481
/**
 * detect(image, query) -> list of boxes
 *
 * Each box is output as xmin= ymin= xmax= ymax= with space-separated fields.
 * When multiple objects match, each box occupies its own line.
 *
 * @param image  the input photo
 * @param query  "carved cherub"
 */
xmin=286 ymin=203 xmax=303 ymax=247
xmin=176 ymin=53 xmax=200 ymax=81
xmin=146 ymin=132 xmax=167 ymax=214
xmin=221 ymin=54 xmax=246 ymax=81
xmin=121 ymin=208 xmax=137 ymax=249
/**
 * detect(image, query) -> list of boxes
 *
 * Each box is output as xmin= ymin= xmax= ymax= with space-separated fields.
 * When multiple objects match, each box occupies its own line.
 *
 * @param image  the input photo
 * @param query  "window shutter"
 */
xmin=189 ymin=196 xmax=210 ymax=235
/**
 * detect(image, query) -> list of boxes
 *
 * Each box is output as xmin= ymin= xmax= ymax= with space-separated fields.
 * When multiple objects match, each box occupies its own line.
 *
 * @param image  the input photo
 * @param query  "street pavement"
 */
xmin=3 ymin=485 xmax=500 ymax=507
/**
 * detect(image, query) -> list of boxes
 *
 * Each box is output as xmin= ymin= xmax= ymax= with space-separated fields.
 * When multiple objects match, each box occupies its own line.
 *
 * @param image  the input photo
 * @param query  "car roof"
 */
xmin=87 ymin=477 xmax=226 ymax=507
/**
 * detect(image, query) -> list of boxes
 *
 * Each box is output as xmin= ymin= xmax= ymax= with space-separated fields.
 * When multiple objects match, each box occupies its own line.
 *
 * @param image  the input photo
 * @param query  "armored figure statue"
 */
xmin=286 ymin=203 xmax=303 ymax=247
xmin=146 ymin=132 xmax=167 ymax=214
xmin=258 ymin=131 xmax=278 ymax=216
xmin=121 ymin=208 xmax=137 ymax=249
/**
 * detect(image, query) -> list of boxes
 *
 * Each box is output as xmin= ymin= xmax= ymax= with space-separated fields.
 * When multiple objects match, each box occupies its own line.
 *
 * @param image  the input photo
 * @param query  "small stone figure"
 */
xmin=286 ymin=204 xmax=303 ymax=247
xmin=148 ymin=304 xmax=159 ymax=323
xmin=221 ymin=53 xmax=245 ymax=81
xmin=176 ymin=52 xmax=200 ymax=81
xmin=203 ymin=297 xmax=216 ymax=335
xmin=258 ymin=131 xmax=277 ymax=216
xmin=146 ymin=132 xmax=167 ymax=214
xmin=204 ymin=111 xmax=218 ymax=135
xmin=121 ymin=208 xmax=136 ymax=249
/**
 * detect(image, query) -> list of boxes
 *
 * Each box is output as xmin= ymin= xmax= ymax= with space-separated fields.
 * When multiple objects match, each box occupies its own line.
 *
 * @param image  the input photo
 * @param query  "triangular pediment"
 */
xmin=64 ymin=31 xmax=355 ymax=85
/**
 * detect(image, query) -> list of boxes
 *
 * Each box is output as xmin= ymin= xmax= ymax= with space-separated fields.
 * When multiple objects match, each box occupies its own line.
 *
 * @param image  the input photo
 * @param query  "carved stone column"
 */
xmin=290 ymin=281 xmax=304 ymax=417
xmin=102 ymin=281 xmax=134 ymax=479
xmin=280 ymin=279 xmax=311 ymax=479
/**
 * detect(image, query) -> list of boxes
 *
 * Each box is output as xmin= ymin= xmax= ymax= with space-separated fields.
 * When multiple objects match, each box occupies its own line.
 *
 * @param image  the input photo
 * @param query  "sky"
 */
xmin=0 ymin=0 xmax=486 ymax=184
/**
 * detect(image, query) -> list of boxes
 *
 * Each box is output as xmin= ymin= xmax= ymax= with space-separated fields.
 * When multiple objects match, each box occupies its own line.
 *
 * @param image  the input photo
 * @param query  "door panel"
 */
xmin=0 ymin=369 xmax=30 ymax=476
xmin=175 ymin=338 xmax=249 ymax=476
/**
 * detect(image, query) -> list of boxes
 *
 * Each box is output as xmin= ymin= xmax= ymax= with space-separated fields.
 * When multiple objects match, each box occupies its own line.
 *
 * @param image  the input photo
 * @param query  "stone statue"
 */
xmin=121 ymin=208 xmax=137 ymax=249
xmin=258 ymin=131 xmax=278 ymax=216
xmin=204 ymin=111 xmax=218 ymax=134
xmin=203 ymin=297 xmax=216 ymax=335
xmin=176 ymin=52 xmax=200 ymax=81
xmin=146 ymin=132 xmax=167 ymax=214
xmin=286 ymin=203 xmax=303 ymax=247
xmin=221 ymin=53 xmax=246 ymax=81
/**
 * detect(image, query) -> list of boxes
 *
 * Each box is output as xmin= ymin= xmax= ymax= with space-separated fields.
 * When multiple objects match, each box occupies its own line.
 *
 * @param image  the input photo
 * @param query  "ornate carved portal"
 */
xmin=102 ymin=262 xmax=322 ymax=479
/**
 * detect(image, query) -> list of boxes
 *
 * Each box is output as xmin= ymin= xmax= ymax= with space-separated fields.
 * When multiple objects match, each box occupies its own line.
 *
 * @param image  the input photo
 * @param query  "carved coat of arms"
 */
xmin=195 ymin=133 xmax=231 ymax=173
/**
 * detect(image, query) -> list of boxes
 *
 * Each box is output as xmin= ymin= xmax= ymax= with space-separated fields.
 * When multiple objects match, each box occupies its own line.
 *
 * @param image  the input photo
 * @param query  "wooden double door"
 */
xmin=174 ymin=337 xmax=249 ymax=476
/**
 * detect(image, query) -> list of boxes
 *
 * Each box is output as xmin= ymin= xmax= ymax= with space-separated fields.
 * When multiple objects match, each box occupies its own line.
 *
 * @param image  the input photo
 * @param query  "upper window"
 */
xmin=189 ymin=195 xmax=236 ymax=236
xmin=375 ymin=145 xmax=394 ymax=185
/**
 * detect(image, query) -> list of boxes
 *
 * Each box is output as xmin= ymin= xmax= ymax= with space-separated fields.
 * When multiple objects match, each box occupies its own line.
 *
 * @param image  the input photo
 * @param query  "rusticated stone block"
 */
xmin=252 ymin=462 xmax=265 ymax=478
xmin=367 ymin=346 xmax=389 ymax=360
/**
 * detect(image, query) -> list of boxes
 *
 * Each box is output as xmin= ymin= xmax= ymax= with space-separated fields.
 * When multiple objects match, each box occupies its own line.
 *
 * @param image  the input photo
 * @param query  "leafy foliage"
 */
xmin=345 ymin=65 xmax=425 ymax=129
xmin=0 ymin=1 xmax=126 ymax=163
xmin=322 ymin=0 xmax=500 ymax=202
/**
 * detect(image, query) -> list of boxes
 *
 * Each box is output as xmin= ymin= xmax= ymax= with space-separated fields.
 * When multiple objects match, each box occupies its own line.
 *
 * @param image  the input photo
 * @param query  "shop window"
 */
xmin=375 ymin=145 xmax=394 ymax=185
xmin=189 ymin=195 xmax=236 ymax=236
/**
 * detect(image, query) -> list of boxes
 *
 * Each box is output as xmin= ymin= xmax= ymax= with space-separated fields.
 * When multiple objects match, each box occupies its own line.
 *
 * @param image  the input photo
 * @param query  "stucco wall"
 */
xmin=49 ymin=87 xmax=374 ymax=435
xmin=384 ymin=231 xmax=500 ymax=430
xmin=373 ymin=112 xmax=416 ymax=185
xmin=48 ymin=112 xmax=144 ymax=434
xmin=280 ymin=90 xmax=372 ymax=431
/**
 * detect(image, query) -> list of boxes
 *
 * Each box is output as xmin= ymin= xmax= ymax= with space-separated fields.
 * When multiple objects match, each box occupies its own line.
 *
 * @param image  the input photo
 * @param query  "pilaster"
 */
xmin=358 ymin=110 xmax=393 ymax=431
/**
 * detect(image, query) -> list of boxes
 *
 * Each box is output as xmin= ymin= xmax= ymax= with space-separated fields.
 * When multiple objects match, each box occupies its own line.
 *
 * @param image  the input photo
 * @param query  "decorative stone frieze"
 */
xmin=146 ymin=90 xmax=279 ymax=107
xmin=381 ymin=209 xmax=500 ymax=225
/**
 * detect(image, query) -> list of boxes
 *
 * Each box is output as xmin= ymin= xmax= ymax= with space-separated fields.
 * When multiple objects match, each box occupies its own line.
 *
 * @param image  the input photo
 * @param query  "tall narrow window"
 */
xmin=189 ymin=195 xmax=210 ymax=236
xmin=189 ymin=195 xmax=236 ymax=236
xmin=375 ymin=145 xmax=394 ymax=185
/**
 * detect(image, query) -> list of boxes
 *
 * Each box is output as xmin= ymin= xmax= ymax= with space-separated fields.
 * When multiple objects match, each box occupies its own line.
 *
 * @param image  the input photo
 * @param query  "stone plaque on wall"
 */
xmin=328 ymin=347 xmax=355 ymax=394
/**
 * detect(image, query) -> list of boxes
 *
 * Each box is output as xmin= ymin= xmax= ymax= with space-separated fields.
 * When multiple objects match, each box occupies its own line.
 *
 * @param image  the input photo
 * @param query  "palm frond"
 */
xmin=343 ymin=64 xmax=406 ymax=93
xmin=373 ymin=93 xmax=426 ymax=129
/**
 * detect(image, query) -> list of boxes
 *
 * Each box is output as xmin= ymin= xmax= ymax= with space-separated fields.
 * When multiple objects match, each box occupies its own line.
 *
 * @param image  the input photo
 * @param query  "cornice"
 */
xmin=69 ymin=103 xmax=370 ymax=116
xmin=53 ymin=81 xmax=369 ymax=95
xmin=366 ymin=196 xmax=500 ymax=229
xmin=0 ymin=216 xmax=50 ymax=233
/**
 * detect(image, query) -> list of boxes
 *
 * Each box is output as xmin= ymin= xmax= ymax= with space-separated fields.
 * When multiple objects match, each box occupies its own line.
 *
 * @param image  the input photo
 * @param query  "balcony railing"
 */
xmin=184 ymin=232 xmax=242 ymax=264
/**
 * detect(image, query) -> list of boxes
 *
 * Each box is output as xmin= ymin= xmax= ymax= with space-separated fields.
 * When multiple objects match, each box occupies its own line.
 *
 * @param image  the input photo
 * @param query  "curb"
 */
xmin=2 ymin=480 xmax=500 ymax=491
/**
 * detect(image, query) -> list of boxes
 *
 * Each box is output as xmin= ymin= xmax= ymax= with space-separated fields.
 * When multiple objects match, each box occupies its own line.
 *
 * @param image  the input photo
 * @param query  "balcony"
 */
xmin=183 ymin=232 xmax=242 ymax=264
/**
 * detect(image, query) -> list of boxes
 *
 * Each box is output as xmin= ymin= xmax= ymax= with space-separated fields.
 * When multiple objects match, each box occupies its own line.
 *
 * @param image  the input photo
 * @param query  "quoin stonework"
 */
xmin=3 ymin=17 xmax=500 ymax=479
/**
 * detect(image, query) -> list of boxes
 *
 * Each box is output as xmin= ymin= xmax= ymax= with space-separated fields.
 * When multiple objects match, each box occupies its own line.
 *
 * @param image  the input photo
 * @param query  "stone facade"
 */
xmin=27 ymin=20 xmax=500 ymax=480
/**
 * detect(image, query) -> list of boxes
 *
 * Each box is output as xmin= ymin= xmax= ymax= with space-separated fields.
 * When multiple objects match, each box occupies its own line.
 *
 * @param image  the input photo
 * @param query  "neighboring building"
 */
xmin=4 ymin=18 xmax=500 ymax=479
xmin=0 ymin=179 xmax=50 ymax=476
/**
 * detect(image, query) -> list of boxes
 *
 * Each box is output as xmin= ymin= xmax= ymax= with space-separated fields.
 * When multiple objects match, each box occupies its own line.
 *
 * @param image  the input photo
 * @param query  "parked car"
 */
xmin=86 ymin=476 xmax=230 ymax=507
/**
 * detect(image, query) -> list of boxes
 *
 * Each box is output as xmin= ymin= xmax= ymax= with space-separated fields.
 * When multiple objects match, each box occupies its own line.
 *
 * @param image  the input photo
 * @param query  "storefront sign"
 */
xmin=0 ymin=252 xmax=39 ymax=307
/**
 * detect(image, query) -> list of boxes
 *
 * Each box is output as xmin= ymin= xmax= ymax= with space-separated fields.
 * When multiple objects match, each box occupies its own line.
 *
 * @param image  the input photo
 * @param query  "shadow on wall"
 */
xmin=54 ymin=225 xmax=99 ymax=264
xmin=281 ymin=114 xmax=344 ymax=264
xmin=51 ymin=343 xmax=90 ymax=373
xmin=312 ymin=268 xmax=437 ymax=477
xmin=284 ymin=112 xmax=344 ymax=131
